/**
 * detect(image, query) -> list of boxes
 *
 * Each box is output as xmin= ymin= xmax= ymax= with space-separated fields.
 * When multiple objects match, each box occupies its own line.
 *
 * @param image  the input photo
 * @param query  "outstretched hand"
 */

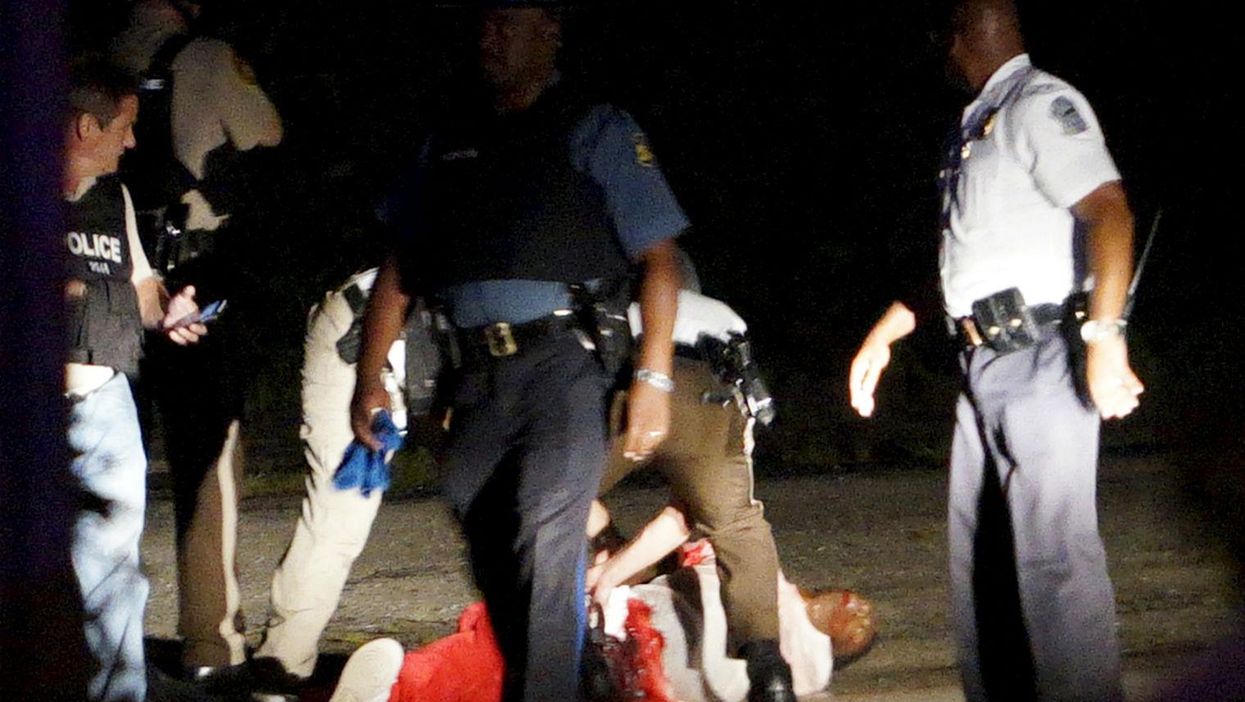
xmin=849 ymin=341 xmax=892 ymax=418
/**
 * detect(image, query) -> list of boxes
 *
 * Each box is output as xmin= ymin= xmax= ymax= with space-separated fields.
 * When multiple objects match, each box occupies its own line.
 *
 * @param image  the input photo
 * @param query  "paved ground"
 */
xmin=141 ymin=453 xmax=1242 ymax=700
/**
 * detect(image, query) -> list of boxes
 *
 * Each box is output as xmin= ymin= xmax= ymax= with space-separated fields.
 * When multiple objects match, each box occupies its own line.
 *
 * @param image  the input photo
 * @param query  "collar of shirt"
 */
xmin=963 ymin=53 xmax=1033 ymax=123
xmin=979 ymin=53 xmax=1032 ymax=97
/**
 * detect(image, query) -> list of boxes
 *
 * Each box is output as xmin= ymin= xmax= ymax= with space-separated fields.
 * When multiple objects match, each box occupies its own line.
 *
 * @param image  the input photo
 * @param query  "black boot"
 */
xmin=742 ymin=639 xmax=797 ymax=702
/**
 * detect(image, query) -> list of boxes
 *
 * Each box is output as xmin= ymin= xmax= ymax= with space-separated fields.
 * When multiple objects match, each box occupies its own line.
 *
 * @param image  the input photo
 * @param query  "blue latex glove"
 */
xmin=333 ymin=410 xmax=403 ymax=496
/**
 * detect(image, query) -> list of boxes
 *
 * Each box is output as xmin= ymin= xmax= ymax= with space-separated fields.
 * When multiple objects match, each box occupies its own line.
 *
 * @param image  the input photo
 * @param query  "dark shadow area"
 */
xmin=58 ymin=1 xmax=1237 ymax=479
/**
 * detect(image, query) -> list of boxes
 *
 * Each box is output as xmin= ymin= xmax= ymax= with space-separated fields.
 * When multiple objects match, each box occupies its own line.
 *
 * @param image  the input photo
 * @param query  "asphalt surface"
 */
xmin=141 ymin=453 xmax=1242 ymax=700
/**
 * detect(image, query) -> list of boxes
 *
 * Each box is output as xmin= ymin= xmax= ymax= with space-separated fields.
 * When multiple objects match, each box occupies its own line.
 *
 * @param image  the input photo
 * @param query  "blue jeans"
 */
xmin=69 ymin=372 xmax=149 ymax=702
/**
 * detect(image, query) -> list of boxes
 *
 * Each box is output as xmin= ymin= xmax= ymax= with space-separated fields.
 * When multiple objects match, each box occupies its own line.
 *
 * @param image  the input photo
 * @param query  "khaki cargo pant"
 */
xmin=600 ymin=356 xmax=782 ymax=649
xmin=255 ymin=283 xmax=392 ymax=678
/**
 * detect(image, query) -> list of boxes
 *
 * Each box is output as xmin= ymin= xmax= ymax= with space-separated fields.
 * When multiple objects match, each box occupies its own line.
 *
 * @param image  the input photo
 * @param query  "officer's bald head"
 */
xmin=946 ymin=0 xmax=1025 ymax=92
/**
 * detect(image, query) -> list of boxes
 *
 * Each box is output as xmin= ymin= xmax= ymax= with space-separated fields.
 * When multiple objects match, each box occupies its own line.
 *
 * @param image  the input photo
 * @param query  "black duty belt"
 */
xmin=954 ymin=303 xmax=1063 ymax=349
xmin=457 ymin=312 xmax=579 ymax=362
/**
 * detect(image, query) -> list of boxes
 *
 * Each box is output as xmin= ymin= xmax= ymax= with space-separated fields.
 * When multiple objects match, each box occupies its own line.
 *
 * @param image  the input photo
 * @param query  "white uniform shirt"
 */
xmin=627 ymin=289 xmax=748 ymax=346
xmin=939 ymin=54 xmax=1121 ymax=317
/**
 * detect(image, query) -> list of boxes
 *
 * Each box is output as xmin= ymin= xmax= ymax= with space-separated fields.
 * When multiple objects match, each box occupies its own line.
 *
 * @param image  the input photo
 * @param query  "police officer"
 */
xmin=351 ymin=4 xmax=684 ymax=701
xmin=112 ymin=0 xmax=284 ymax=677
xmin=592 ymin=289 xmax=797 ymax=701
xmin=848 ymin=1 xmax=1143 ymax=699
xmin=61 ymin=57 xmax=204 ymax=702
xmin=252 ymin=268 xmax=410 ymax=692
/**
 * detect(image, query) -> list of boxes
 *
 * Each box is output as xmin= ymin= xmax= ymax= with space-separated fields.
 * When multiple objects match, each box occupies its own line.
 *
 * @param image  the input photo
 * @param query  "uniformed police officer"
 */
xmin=350 ymin=4 xmax=684 ymax=701
xmin=61 ymin=57 xmax=205 ymax=702
xmin=112 ymin=0 xmax=285 ymax=677
xmin=253 ymin=268 xmax=411 ymax=691
xmin=592 ymin=290 xmax=797 ymax=701
xmin=848 ymin=0 xmax=1143 ymax=700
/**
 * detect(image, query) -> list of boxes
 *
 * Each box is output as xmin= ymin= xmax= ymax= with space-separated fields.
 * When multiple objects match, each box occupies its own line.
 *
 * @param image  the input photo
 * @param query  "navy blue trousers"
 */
xmin=441 ymin=333 xmax=609 ymax=702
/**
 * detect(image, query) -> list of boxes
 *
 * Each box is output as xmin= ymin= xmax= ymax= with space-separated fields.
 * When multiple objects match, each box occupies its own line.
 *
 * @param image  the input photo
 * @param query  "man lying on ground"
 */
xmin=323 ymin=530 xmax=875 ymax=702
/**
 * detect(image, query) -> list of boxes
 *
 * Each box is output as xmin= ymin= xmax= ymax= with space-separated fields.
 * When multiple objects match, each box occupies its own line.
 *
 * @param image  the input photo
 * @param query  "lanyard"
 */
xmin=939 ymin=67 xmax=1036 ymax=231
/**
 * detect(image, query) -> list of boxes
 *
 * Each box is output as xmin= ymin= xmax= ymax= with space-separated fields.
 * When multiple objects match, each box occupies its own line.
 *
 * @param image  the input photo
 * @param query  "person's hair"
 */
xmin=68 ymin=55 xmax=138 ymax=128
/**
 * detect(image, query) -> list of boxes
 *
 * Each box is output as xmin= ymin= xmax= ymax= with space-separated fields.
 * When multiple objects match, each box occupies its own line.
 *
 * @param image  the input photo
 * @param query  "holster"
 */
xmin=695 ymin=331 xmax=776 ymax=426
xmin=335 ymin=285 xmax=455 ymax=418
xmin=569 ymin=279 xmax=634 ymax=382
xmin=403 ymin=299 xmax=456 ymax=418
xmin=1061 ymin=291 xmax=1093 ymax=407
xmin=969 ymin=287 xmax=1041 ymax=353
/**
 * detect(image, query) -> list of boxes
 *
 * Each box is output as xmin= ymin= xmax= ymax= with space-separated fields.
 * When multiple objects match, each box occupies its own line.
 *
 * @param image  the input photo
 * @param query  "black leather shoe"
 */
xmin=742 ymin=639 xmax=798 ymax=702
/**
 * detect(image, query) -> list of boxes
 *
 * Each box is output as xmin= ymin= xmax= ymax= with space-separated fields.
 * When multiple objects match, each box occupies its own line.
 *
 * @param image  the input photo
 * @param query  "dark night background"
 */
xmin=66 ymin=0 xmax=1241 ymax=476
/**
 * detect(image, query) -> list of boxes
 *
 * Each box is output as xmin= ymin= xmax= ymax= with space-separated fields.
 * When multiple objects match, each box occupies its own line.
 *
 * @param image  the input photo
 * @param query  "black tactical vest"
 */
xmin=65 ymin=175 xmax=144 ymax=376
xmin=403 ymin=87 xmax=631 ymax=294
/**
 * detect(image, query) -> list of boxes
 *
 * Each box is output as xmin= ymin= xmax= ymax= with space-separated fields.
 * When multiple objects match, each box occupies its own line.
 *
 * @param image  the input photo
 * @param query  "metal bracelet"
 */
xmin=634 ymin=368 xmax=675 ymax=393
xmin=1080 ymin=318 xmax=1128 ymax=344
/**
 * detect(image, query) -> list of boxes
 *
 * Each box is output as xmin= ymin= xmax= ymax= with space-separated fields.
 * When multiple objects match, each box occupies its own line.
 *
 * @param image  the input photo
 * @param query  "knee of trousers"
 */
xmin=1015 ymin=530 xmax=1109 ymax=580
xmin=297 ymin=498 xmax=381 ymax=559
xmin=689 ymin=498 xmax=769 ymax=539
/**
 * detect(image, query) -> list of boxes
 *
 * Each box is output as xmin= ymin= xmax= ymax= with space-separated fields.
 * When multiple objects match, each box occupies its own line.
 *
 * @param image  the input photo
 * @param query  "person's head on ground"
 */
xmin=478 ymin=2 xmax=564 ymax=110
xmin=945 ymin=0 xmax=1025 ymax=92
xmin=799 ymin=587 xmax=878 ymax=667
xmin=65 ymin=56 xmax=139 ymax=190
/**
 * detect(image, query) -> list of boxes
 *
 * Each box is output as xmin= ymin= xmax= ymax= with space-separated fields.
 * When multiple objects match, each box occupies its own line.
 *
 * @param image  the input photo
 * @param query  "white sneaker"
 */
xmin=329 ymin=638 xmax=405 ymax=702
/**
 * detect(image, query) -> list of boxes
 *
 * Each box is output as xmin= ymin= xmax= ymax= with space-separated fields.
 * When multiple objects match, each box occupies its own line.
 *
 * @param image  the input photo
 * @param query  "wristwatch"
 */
xmin=1080 ymin=318 xmax=1128 ymax=344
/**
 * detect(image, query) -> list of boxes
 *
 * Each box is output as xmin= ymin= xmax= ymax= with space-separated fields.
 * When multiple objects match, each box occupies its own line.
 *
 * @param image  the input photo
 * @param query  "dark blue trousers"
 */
xmin=441 ymin=333 xmax=610 ymax=702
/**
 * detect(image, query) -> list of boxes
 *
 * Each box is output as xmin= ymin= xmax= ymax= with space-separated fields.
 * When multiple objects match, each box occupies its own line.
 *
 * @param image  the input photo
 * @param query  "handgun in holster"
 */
xmin=696 ymin=331 xmax=776 ymax=426
xmin=568 ymin=280 xmax=634 ymax=382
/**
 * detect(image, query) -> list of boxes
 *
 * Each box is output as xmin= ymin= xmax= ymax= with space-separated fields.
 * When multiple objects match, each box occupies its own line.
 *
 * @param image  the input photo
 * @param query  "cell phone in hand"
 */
xmin=170 ymin=299 xmax=227 ymax=329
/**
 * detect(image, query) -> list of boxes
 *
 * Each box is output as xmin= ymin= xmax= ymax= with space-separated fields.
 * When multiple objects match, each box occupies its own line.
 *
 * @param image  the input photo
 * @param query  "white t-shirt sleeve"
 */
xmin=122 ymin=184 xmax=155 ymax=284
xmin=628 ymin=290 xmax=748 ymax=345
xmin=1013 ymin=84 xmax=1121 ymax=209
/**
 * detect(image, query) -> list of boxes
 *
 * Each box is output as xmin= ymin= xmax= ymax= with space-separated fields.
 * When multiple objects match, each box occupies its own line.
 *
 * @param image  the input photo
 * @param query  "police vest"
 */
xmin=65 ymin=175 xmax=144 ymax=376
xmin=406 ymin=87 xmax=631 ymax=293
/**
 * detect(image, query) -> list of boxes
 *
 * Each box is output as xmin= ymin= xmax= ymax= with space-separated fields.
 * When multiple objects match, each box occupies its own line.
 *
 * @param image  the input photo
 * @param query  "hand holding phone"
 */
xmin=170 ymin=298 xmax=227 ymax=329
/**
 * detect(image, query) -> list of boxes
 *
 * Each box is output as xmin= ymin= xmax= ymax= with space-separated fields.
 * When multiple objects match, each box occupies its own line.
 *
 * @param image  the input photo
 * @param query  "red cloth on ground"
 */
xmin=388 ymin=602 xmax=505 ymax=702
xmin=622 ymin=599 xmax=673 ymax=702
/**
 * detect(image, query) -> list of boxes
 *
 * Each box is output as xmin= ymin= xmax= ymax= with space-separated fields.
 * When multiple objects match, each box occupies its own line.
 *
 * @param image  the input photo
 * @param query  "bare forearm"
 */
xmin=602 ymin=504 xmax=690 ymax=585
xmin=135 ymin=276 xmax=170 ymax=329
xmin=1077 ymin=183 xmax=1135 ymax=320
xmin=865 ymin=301 xmax=917 ymax=347
xmin=635 ymin=240 xmax=681 ymax=375
xmin=587 ymin=500 xmax=611 ymax=539
xmin=356 ymin=254 xmax=410 ymax=393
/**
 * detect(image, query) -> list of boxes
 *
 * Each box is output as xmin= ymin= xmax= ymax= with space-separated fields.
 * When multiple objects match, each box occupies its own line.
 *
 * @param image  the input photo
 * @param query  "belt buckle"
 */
xmin=959 ymin=317 xmax=985 ymax=347
xmin=484 ymin=322 xmax=518 ymax=358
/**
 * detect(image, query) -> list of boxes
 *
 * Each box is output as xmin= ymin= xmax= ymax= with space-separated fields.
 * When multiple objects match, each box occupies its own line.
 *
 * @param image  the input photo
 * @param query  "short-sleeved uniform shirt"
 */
xmin=939 ymin=54 xmax=1121 ymax=318
xmin=381 ymin=92 xmax=689 ymax=328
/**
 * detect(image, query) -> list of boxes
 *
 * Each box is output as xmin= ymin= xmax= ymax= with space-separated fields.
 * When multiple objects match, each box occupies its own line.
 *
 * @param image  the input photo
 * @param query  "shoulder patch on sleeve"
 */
xmin=1050 ymin=96 xmax=1088 ymax=135
xmin=632 ymin=133 xmax=657 ymax=168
